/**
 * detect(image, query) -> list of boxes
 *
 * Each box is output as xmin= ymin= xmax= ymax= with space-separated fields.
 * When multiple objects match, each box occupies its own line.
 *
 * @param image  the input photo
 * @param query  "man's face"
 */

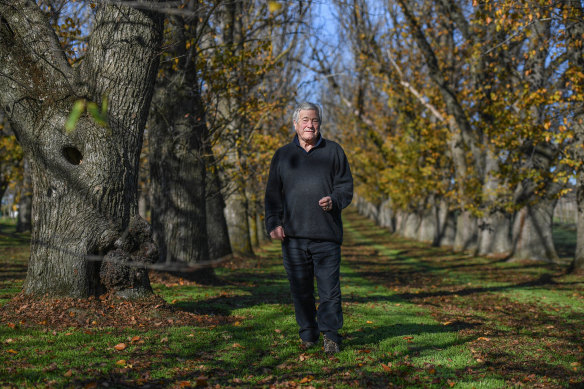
xmin=294 ymin=109 xmax=320 ymax=145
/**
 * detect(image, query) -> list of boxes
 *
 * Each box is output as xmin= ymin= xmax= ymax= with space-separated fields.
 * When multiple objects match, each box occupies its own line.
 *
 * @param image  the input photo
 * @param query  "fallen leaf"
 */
xmin=232 ymin=343 xmax=244 ymax=348
xmin=195 ymin=376 xmax=208 ymax=387
xmin=84 ymin=382 xmax=98 ymax=389
xmin=130 ymin=336 xmax=141 ymax=343
xmin=234 ymin=321 xmax=241 ymax=326
xmin=274 ymin=329 xmax=281 ymax=333
xmin=116 ymin=359 xmax=126 ymax=366
xmin=381 ymin=363 xmax=392 ymax=372
xmin=299 ymin=375 xmax=314 ymax=383
xmin=64 ymin=369 xmax=73 ymax=377
xmin=114 ymin=343 xmax=127 ymax=351
xmin=366 ymin=320 xmax=373 ymax=324
xmin=178 ymin=381 xmax=191 ymax=387
xmin=477 ymin=337 xmax=490 ymax=341
xmin=7 ymin=349 xmax=17 ymax=354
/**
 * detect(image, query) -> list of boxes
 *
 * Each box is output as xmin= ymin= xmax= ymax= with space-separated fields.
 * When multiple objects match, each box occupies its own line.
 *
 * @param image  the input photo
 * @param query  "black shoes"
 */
xmin=323 ymin=335 xmax=340 ymax=355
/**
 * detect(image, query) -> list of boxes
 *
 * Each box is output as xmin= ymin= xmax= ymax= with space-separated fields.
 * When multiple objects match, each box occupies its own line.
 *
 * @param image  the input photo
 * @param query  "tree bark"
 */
xmin=453 ymin=210 xmax=478 ymax=252
xmin=224 ymin=179 xmax=254 ymax=255
xmin=148 ymin=15 xmax=210 ymax=270
xmin=565 ymin=0 xmax=584 ymax=273
xmin=16 ymin=157 xmax=32 ymax=232
xmin=0 ymin=1 xmax=162 ymax=297
xmin=511 ymin=201 xmax=558 ymax=262
xmin=205 ymin=156 xmax=232 ymax=260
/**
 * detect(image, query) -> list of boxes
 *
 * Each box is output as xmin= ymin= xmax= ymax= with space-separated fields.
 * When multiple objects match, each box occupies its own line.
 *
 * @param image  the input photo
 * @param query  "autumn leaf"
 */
xmin=268 ymin=1 xmax=282 ymax=13
xmin=116 ymin=359 xmax=126 ymax=366
xmin=114 ymin=343 xmax=127 ymax=351
xmin=7 ymin=349 xmax=17 ymax=354
xmin=299 ymin=375 xmax=314 ymax=383
xmin=130 ymin=336 xmax=141 ymax=343
xmin=195 ymin=376 xmax=208 ymax=387
xmin=381 ymin=363 xmax=392 ymax=372
xmin=64 ymin=369 xmax=73 ymax=377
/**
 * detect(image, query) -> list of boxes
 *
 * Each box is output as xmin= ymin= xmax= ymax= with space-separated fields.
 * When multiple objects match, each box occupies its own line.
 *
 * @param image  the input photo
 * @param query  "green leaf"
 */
xmin=65 ymin=100 xmax=86 ymax=133
xmin=87 ymin=102 xmax=107 ymax=127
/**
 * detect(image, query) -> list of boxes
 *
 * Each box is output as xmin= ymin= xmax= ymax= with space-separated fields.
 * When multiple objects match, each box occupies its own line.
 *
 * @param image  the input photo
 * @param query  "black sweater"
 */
xmin=264 ymin=135 xmax=353 ymax=244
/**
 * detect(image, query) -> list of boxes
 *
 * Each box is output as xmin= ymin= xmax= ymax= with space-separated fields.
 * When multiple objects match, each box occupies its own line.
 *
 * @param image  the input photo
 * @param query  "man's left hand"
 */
xmin=319 ymin=196 xmax=333 ymax=212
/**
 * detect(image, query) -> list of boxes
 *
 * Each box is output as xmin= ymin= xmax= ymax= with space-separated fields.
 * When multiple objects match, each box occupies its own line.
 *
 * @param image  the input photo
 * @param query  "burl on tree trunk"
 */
xmin=0 ymin=1 xmax=162 ymax=297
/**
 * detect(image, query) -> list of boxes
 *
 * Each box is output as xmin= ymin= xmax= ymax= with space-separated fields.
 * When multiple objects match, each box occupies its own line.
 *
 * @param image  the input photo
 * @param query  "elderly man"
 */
xmin=264 ymin=101 xmax=353 ymax=354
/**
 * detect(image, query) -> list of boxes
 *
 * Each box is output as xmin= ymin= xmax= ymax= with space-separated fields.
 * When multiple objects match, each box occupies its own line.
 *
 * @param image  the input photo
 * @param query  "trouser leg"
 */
xmin=310 ymin=240 xmax=343 ymax=344
xmin=282 ymin=238 xmax=319 ymax=342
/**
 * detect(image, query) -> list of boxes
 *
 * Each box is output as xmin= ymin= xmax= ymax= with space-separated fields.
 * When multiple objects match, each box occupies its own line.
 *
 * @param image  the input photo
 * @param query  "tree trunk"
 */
xmin=138 ymin=188 xmax=149 ymax=221
xmin=224 ymin=183 xmax=254 ymax=256
xmin=476 ymin=211 xmax=512 ymax=257
xmin=418 ymin=198 xmax=439 ymax=243
xmin=566 ymin=0 xmax=584 ymax=273
xmin=0 ymin=1 xmax=162 ymax=297
xmin=453 ymin=210 xmax=478 ymax=252
xmin=511 ymin=201 xmax=558 ymax=262
xmin=205 ymin=158 xmax=232 ymax=260
xmin=16 ymin=157 xmax=32 ymax=232
xmin=378 ymin=198 xmax=395 ymax=233
xmin=436 ymin=200 xmax=456 ymax=247
xmin=148 ymin=16 xmax=209 ymax=269
xmin=572 ymin=111 xmax=584 ymax=272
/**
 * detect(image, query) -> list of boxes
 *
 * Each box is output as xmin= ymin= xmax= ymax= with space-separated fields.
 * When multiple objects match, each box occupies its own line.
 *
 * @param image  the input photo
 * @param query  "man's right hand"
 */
xmin=270 ymin=226 xmax=286 ymax=241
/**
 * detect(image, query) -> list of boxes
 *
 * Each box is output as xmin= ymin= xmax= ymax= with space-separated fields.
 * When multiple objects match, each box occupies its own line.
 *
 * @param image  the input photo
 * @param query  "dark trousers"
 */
xmin=282 ymin=238 xmax=343 ymax=344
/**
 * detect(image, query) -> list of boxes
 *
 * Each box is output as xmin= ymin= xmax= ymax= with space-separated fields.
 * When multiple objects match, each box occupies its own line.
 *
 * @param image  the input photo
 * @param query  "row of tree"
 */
xmin=0 ymin=0 xmax=309 ymax=297
xmin=314 ymin=0 xmax=583 ymax=272
xmin=0 ymin=0 xmax=582 ymax=301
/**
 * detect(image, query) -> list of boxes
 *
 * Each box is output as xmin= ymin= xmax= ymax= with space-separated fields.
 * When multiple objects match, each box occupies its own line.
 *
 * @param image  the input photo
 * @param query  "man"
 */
xmin=264 ymin=101 xmax=353 ymax=355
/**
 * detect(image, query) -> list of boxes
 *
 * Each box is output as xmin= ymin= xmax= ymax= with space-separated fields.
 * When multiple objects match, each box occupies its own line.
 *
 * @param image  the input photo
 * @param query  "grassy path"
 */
xmin=0 ymin=209 xmax=583 ymax=388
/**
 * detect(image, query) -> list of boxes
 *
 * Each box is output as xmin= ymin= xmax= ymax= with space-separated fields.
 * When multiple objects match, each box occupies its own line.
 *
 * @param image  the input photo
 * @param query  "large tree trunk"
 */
xmin=572 ymin=111 xmax=584 ymax=272
xmin=511 ymin=201 xmax=558 ymax=262
xmin=148 ymin=16 xmax=210 ymax=269
xmin=476 ymin=211 xmax=512 ymax=256
xmin=0 ymin=1 xmax=162 ymax=297
xmin=16 ymin=157 xmax=32 ymax=232
xmin=566 ymin=1 xmax=584 ymax=273
xmin=453 ymin=210 xmax=478 ymax=252
xmin=205 ymin=155 xmax=232 ymax=260
xmin=224 ymin=180 xmax=254 ymax=256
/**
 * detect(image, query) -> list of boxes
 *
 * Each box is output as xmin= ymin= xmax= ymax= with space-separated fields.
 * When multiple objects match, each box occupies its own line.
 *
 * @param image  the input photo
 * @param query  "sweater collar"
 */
xmin=293 ymin=134 xmax=324 ymax=152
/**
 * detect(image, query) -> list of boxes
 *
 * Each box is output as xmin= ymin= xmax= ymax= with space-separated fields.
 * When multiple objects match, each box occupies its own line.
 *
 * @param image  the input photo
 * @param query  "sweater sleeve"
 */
xmin=330 ymin=146 xmax=353 ymax=211
xmin=264 ymin=150 xmax=283 ymax=234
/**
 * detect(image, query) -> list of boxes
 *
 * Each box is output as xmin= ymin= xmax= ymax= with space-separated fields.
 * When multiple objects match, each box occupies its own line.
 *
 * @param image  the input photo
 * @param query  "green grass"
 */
xmin=0 ymin=210 xmax=583 ymax=388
